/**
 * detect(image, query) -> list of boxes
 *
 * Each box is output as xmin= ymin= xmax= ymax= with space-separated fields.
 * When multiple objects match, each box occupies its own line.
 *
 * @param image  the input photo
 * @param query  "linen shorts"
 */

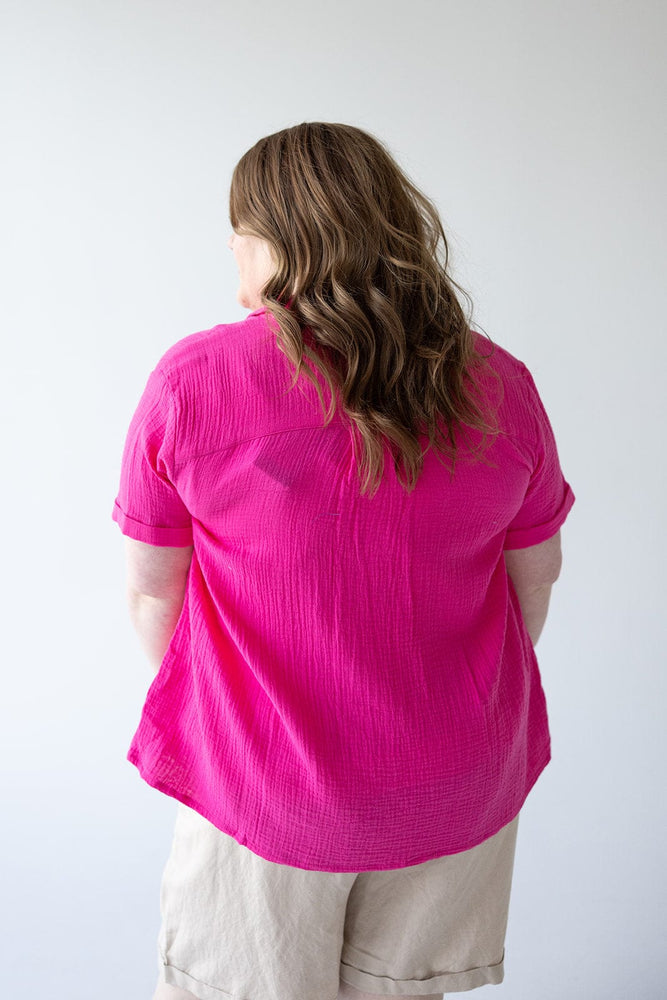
xmin=153 ymin=802 xmax=520 ymax=1000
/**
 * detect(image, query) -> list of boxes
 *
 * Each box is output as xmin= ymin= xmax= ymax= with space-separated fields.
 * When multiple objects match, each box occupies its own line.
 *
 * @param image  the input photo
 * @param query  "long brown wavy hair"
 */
xmin=229 ymin=122 xmax=500 ymax=497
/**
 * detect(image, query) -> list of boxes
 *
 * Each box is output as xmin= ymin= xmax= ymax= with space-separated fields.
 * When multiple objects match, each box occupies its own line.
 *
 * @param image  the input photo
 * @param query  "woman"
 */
xmin=112 ymin=122 xmax=575 ymax=1000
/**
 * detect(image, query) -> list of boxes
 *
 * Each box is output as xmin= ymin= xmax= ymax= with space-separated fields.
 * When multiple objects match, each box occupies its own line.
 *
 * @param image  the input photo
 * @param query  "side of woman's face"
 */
xmin=227 ymin=231 xmax=275 ymax=310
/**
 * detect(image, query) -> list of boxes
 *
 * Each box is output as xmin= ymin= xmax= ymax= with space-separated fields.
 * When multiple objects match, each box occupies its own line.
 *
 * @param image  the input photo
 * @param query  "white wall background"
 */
xmin=1 ymin=1 xmax=664 ymax=997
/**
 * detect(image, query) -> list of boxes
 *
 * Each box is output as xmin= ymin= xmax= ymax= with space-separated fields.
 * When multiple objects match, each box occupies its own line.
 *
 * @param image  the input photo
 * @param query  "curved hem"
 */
xmin=128 ymin=738 xmax=549 ymax=872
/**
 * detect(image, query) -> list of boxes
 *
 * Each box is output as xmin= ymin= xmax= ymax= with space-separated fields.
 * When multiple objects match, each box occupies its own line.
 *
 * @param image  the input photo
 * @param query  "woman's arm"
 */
xmin=126 ymin=590 xmax=186 ymax=675
xmin=123 ymin=538 xmax=192 ymax=673
xmin=503 ymin=531 xmax=563 ymax=646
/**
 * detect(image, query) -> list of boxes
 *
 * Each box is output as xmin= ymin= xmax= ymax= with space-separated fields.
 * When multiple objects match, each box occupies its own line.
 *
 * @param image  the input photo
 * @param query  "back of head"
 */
xmin=230 ymin=122 xmax=498 ymax=497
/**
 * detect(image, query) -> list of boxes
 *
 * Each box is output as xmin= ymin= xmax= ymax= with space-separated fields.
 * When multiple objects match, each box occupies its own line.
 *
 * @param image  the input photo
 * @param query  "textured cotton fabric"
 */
xmin=112 ymin=307 xmax=575 ymax=872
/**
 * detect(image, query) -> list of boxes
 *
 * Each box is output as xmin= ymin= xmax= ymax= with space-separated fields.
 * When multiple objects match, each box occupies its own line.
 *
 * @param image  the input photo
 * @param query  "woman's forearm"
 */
xmin=126 ymin=590 xmax=185 ymax=674
xmin=513 ymin=583 xmax=553 ymax=646
xmin=504 ymin=534 xmax=562 ymax=647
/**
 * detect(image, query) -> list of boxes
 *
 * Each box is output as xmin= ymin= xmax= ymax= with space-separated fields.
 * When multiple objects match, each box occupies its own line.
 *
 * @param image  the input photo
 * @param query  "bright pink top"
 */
xmin=112 ymin=308 xmax=575 ymax=871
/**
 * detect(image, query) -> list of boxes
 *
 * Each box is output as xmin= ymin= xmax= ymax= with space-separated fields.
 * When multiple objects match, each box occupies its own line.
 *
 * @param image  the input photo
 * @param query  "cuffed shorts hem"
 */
xmin=340 ymin=950 xmax=505 ymax=995
xmin=158 ymin=953 xmax=504 ymax=999
xmin=160 ymin=962 xmax=234 ymax=999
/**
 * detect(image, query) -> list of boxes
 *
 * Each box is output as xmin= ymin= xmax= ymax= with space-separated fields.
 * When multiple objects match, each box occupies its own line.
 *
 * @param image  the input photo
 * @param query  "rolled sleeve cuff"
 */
xmin=503 ymin=483 xmax=575 ymax=550
xmin=112 ymin=500 xmax=194 ymax=547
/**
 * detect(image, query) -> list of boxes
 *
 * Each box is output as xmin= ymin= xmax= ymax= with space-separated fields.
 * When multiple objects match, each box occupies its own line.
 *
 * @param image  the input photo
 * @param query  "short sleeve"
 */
xmin=503 ymin=367 xmax=575 ymax=550
xmin=111 ymin=367 xmax=193 ymax=547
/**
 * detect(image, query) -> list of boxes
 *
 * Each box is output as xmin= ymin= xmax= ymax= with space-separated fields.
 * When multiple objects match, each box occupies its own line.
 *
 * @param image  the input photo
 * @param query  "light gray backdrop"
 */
xmin=1 ymin=1 xmax=664 ymax=998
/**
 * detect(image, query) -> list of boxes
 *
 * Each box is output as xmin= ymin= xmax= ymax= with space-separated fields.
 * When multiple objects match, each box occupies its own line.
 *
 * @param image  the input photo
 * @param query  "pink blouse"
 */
xmin=112 ymin=308 xmax=575 ymax=871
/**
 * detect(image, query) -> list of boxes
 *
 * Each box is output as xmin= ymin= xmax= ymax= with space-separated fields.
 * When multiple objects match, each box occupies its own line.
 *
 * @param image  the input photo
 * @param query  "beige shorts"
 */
xmin=153 ymin=802 xmax=520 ymax=1000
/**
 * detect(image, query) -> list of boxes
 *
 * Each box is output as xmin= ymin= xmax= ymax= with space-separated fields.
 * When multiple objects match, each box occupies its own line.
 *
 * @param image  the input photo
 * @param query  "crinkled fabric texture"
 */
xmin=112 ymin=309 xmax=575 ymax=871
